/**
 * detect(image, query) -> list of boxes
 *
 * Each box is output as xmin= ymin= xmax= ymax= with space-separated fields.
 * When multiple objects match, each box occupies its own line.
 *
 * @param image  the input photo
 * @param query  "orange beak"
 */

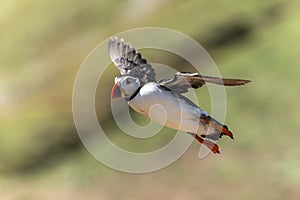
xmin=111 ymin=83 xmax=121 ymax=99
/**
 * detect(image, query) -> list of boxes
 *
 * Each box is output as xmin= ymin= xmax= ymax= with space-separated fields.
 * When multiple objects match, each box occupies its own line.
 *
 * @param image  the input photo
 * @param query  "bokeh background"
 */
xmin=1 ymin=0 xmax=300 ymax=199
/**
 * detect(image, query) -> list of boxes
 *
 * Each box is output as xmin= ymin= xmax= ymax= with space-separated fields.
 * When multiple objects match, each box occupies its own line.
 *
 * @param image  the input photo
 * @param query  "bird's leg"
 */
xmin=187 ymin=132 xmax=220 ymax=154
xmin=201 ymin=116 xmax=234 ymax=139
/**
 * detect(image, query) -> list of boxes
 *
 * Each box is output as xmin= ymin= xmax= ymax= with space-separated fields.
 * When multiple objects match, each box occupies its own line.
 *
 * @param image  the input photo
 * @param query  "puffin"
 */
xmin=109 ymin=37 xmax=250 ymax=154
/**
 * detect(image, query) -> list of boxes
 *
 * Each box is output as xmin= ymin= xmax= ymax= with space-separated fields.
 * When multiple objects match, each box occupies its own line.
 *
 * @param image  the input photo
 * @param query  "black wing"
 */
xmin=108 ymin=37 xmax=156 ymax=84
xmin=159 ymin=72 xmax=251 ymax=93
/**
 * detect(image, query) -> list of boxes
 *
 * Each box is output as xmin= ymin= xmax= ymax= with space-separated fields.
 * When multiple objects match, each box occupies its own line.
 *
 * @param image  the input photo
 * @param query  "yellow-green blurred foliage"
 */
xmin=1 ymin=0 xmax=300 ymax=199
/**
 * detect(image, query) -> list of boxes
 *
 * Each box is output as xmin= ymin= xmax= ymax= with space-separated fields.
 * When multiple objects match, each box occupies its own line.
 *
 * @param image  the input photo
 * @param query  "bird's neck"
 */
xmin=127 ymin=86 xmax=143 ymax=101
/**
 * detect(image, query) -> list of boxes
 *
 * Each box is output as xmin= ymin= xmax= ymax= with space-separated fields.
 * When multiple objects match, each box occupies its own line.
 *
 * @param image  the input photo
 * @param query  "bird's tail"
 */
xmin=187 ymin=116 xmax=234 ymax=154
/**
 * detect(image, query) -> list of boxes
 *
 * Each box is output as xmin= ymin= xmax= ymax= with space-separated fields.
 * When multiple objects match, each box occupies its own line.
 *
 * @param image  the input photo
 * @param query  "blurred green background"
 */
xmin=1 ymin=0 xmax=300 ymax=199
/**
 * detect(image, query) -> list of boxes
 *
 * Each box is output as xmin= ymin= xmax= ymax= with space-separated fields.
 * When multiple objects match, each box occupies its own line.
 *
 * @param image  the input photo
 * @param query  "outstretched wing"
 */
xmin=108 ymin=37 xmax=156 ymax=84
xmin=159 ymin=72 xmax=251 ymax=93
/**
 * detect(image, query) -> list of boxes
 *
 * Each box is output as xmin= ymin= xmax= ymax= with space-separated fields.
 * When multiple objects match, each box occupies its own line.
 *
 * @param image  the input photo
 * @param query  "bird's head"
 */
xmin=111 ymin=76 xmax=141 ymax=99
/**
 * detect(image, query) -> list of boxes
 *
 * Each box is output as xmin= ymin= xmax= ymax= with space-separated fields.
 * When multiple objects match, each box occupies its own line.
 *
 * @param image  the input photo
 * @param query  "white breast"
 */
xmin=128 ymin=83 xmax=208 ymax=133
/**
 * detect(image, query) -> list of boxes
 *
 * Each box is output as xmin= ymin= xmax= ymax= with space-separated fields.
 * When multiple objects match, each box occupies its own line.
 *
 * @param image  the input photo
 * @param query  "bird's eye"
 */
xmin=126 ymin=79 xmax=131 ymax=84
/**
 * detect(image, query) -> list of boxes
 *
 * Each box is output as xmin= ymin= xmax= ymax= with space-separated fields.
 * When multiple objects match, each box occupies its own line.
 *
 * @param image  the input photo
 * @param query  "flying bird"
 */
xmin=109 ymin=37 xmax=250 ymax=154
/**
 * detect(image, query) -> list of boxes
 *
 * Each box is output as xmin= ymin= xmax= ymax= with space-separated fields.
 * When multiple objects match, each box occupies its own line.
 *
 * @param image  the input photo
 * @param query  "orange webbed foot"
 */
xmin=187 ymin=132 xmax=220 ymax=154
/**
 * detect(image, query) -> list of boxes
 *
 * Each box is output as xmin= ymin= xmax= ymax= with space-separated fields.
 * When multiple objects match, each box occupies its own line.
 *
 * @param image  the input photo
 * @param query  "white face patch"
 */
xmin=114 ymin=77 xmax=119 ymax=83
xmin=119 ymin=76 xmax=141 ymax=98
